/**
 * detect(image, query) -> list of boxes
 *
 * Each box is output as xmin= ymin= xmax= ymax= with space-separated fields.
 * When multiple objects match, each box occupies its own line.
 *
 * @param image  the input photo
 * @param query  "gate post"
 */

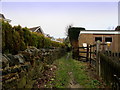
xmin=86 ymin=44 xmax=89 ymax=62
xmin=96 ymin=41 xmax=101 ymax=76
xmin=90 ymin=45 xmax=92 ymax=64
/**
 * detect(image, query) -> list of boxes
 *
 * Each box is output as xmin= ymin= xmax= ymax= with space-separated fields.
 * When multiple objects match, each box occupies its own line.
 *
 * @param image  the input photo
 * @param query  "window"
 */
xmin=95 ymin=37 xmax=102 ymax=42
xmin=105 ymin=37 xmax=112 ymax=42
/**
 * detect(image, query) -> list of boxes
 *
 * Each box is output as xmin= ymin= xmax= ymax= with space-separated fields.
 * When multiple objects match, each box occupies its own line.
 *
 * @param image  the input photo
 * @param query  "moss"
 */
xmin=25 ymin=80 xmax=36 ymax=88
xmin=3 ymin=79 xmax=17 ymax=89
xmin=17 ymin=76 xmax=26 ymax=88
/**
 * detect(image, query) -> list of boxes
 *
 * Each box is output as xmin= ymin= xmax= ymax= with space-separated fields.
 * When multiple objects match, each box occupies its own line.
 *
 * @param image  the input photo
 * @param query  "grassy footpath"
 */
xmin=46 ymin=53 xmax=105 ymax=88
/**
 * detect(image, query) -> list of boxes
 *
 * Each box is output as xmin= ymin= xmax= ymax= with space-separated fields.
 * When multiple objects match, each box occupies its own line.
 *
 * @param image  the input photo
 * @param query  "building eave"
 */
xmin=80 ymin=31 xmax=120 ymax=34
xmin=34 ymin=26 xmax=41 ymax=32
xmin=29 ymin=26 xmax=44 ymax=35
xmin=4 ymin=19 xmax=11 ymax=23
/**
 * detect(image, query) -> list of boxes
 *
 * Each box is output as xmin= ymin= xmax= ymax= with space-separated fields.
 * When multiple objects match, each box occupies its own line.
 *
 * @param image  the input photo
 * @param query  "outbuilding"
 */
xmin=78 ymin=30 xmax=120 ymax=53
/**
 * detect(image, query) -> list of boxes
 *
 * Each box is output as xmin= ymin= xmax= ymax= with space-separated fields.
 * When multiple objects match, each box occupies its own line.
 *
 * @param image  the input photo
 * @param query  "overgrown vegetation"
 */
xmin=68 ymin=27 xmax=85 ymax=41
xmin=2 ymin=20 xmax=65 ymax=54
xmin=47 ymin=53 xmax=104 ymax=88
xmin=67 ymin=26 xmax=85 ymax=59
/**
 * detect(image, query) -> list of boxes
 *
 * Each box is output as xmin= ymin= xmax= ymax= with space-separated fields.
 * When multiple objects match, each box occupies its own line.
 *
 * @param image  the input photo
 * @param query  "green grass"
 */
xmin=47 ymin=53 xmax=103 ymax=88
xmin=51 ymin=55 xmax=70 ymax=88
xmin=70 ymin=60 xmax=101 ymax=88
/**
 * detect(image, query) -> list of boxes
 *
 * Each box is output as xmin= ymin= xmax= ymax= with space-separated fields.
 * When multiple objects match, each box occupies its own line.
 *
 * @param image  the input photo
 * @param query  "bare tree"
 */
xmin=65 ymin=24 xmax=73 ymax=37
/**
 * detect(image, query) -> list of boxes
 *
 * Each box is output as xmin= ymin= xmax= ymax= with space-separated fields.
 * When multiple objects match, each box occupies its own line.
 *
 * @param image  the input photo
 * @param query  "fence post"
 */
xmin=86 ymin=44 xmax=89 ymax=62
xmin=96 ymin=41 xmax=101 ymax=76
xmin=90 ymin=45 xmax=91 ymax=64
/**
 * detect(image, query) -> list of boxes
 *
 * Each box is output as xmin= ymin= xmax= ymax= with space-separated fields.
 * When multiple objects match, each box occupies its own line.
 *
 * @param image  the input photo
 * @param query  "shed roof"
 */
xmin=80 ymin=30 xmax=120 ymax=34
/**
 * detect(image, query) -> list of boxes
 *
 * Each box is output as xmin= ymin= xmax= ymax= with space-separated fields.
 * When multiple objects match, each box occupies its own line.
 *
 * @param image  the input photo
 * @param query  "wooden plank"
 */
xmin=79 ymin=47 xmax=87 ymax=49
xmin=100 ymin=43 xmax=107 ymax=45
xmin=79 ymin=56 xmax=87 ymax=58
xmin=79 ymin=51 xmax=87 ymax=53
xmin=90 ymin=45 xmax=96 ymax=47
xmin=79 ymin=51 xmax=95 ymax=54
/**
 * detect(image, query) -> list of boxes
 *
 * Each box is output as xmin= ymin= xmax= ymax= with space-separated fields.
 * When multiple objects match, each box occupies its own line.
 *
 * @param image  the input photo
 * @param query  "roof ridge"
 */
xmin=29 ymin=26 xmax=40 ymax=29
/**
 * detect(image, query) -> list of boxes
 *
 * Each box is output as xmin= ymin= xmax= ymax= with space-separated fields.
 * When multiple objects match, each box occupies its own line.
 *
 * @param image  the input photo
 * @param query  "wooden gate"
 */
xmin=79 ymin=44 xmax=96 ymax=63
xmin=79 ymin=45 xmax=89 ymax=62
xmin=79 ymin=43 xmax=107 ymax=64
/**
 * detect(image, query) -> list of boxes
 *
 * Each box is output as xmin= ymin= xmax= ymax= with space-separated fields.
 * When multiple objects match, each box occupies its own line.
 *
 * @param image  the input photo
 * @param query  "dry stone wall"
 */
xmin=1 ymin=46 xmax=66 ymax=89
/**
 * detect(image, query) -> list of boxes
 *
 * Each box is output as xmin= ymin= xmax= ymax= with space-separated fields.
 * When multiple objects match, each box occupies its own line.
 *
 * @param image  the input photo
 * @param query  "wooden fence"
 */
xmin=100 ymin=53 xmax=120 ymax=89
xmin=78 ymin=42 xmax=120 ymax=89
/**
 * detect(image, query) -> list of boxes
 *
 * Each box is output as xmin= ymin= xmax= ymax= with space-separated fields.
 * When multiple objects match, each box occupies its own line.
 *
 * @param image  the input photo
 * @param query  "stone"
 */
xmin=6 ymin=54 xmax=19 ymax=66
xmin=21 ymin=64 xmax=31 ymax=71
xmin=19 ymin=52 xmax=31 ymax=62
xmin=2 ymin=54 xmax=9 ymax=68
xmin=10 ymin=67 xmax=21 ymax=73
xmin=24 ymin=46 xmax=39 ymax=56
xmin=14 ymin=54 xmax=25 ymax=64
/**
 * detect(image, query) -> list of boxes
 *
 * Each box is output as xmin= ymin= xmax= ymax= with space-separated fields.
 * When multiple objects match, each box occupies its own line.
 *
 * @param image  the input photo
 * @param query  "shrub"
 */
xmin=2 ymin=21 xmax=65 ymax=54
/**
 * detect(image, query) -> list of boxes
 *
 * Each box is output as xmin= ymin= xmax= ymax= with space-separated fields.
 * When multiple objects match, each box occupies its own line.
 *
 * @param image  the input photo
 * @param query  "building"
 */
xmin=0 ymin=13 xmax=11 ymax=23
xmin=56 ymin=38 xmax=64 ymax=43
xmin=78 ymin=30 xmax=120 ymax=53
xmin=29 ymin=26 xmax=44 ymax=35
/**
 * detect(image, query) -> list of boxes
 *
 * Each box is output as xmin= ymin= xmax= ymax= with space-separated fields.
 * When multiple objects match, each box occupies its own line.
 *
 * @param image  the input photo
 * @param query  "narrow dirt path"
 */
xmin=66 ymin=53 xmax=83 ymax=88
xmin=68 ymin=72 xmax=83 ymax=88
xmin=33 ymin=53 xmax=106 ymax=88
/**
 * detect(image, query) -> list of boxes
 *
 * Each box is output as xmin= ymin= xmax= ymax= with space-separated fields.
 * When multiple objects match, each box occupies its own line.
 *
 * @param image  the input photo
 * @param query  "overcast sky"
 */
xmin=1 ymin=0 xmax=119 ymax=38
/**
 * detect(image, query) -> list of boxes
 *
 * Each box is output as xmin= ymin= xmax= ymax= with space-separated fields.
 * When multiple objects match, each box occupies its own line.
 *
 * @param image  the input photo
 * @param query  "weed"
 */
xmin=47 ymin=53 xmax=104 ymax=88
